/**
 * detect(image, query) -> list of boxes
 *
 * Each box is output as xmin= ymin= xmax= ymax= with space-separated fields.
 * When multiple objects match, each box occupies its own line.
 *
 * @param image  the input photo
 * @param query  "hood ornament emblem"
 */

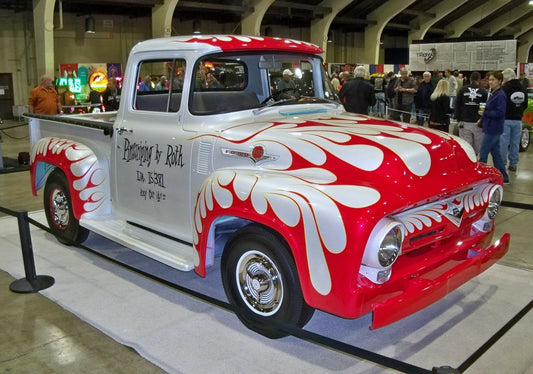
xmin=445 ymin=201 xmax=464 ymax=227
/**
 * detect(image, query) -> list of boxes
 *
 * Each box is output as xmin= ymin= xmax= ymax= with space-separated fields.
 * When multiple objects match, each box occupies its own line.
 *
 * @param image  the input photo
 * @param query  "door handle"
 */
xmin=116 ymin=127 xmax=133 ymax=135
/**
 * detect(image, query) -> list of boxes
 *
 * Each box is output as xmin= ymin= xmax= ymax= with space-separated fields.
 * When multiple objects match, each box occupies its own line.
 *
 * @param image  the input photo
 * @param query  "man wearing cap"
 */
xmin=277 ymin=69 xmax=299 ymax=100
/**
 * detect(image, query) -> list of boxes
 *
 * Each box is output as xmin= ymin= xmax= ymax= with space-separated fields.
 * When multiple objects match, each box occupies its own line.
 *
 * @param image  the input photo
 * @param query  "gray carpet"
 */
xmin=1 ymin=212 xmax=532 ymax=374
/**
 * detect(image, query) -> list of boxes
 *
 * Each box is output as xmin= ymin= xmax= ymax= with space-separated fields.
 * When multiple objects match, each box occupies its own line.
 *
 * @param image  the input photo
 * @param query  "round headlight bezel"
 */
xmin=362 ymin=219 xmax=404 ymax=269
xmin=487 ymin=186 xmax=502 ymax=219
xmin=378 ymin=226 xmax=403 ymax=267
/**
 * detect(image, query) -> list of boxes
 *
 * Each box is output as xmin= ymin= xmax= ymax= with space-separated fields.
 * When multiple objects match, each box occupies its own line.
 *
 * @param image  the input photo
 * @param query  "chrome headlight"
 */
xmin=378 ymin=226 xmax=403 ymax=267
xmin=487 ymin=186 xmax=502 ymax=219
xmin=360 ymin=219 xmax=404 ymax=284
xmin=362 ymin=219 xmax=404 ymax=269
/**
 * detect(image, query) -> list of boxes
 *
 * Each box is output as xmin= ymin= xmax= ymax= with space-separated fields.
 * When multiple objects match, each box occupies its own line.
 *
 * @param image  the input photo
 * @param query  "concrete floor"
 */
xmin=0 ymin=120 xmax=167 ymax=373
xmin=0 ymin=119 xmax=532 ymax=373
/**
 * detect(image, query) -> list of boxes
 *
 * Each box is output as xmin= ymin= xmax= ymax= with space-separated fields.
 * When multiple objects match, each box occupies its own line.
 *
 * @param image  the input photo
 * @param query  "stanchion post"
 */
xmin=9 ymin=211 xmax=54 ymax=293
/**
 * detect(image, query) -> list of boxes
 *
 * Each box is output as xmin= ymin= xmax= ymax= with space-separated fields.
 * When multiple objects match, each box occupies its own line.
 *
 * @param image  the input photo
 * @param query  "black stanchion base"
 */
xmin=9 ymin=275 xmax=55 ymax=293
xmin=432 ymin=366 xmax=460 ymax=374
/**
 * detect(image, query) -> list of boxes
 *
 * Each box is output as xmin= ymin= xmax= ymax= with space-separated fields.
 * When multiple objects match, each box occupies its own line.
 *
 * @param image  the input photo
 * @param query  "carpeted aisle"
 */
xmin=1 ymin=211 xmax=532 ymax=374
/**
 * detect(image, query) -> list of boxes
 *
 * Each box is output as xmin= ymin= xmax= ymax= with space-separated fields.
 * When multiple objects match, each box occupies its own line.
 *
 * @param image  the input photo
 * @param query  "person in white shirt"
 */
xmin=445 ymin=69 xmax=458 ymax=110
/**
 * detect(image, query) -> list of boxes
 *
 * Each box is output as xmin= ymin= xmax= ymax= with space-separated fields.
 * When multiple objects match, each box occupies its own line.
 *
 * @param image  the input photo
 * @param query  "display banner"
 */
xmin=409 ymin=39 xmax=516 ymax=71
xmin=107 ymin=63 xmax=122 ymax=77
xmin=59 ymin=63 xmax=78 ymax=78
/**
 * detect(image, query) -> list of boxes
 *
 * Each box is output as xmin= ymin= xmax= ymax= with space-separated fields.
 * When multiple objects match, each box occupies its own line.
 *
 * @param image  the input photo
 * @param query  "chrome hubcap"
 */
xmin=236 ymin=250 xmax=283 ymax=316
xmin=50 ymin=189 xmax=69 ymax=229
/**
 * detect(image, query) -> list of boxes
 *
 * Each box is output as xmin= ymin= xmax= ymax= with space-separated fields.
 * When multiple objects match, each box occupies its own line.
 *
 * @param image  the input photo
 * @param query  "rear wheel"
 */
xmin=43 ymin=169 xmax=89 ymax=245
xmin=221 ymin=225 xmax=314 ymax=339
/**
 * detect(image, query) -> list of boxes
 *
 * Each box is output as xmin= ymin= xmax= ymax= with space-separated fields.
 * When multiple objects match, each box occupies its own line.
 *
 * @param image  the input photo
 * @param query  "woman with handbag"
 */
xmin=429 ymin=79 xmax=452 ymax=132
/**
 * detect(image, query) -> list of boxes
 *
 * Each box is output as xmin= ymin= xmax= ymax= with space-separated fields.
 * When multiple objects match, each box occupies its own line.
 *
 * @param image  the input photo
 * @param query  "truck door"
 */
xmin=113 ymin=58 xmax=192 ymax=241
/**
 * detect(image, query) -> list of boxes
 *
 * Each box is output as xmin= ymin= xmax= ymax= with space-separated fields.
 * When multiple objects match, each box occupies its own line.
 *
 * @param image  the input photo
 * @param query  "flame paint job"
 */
xmin=30 ymin=137 xmax=107 ymax=218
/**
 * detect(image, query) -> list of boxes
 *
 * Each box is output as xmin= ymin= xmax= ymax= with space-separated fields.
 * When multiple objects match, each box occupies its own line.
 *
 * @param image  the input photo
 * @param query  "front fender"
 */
xmin=31 ymin=137 xmax=110 ymax=219
xmin=192 ymin=168 xmax=381 ymax=310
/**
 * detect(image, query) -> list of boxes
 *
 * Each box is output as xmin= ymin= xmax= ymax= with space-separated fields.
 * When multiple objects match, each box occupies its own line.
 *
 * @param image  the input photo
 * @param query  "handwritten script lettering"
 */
xmin=165 ymin=145 xmax=185 ymax=168
xmin=123 ymin=138 xmax=153 ymax=167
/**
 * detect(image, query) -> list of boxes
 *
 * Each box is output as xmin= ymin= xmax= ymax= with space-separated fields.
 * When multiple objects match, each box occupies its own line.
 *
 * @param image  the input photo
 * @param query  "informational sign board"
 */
xmin=409 ymin=39 xmax=516 ymax=72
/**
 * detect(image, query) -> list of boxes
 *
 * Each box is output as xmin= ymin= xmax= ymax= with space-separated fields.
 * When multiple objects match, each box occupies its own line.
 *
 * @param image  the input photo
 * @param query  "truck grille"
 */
xmin=393 ymin=184 xmax=495 ymax=254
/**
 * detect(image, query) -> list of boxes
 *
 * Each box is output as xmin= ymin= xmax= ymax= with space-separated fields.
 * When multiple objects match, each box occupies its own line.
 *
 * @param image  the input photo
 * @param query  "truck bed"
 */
xmin=25 ymin=112 xmax=115 ymax=134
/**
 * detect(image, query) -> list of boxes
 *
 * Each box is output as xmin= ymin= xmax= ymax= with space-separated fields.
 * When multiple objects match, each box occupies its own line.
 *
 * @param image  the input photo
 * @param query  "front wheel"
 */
xmin=43 ymin=169 xmax=89 ymax=245
xmin=519 ymin=127 xmax=530 ymax=152
xmin=221 ymin=224 xmax=314 ymax=339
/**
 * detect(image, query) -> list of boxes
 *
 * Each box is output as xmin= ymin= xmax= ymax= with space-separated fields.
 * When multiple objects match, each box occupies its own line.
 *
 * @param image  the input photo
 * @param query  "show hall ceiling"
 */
xmin=0 ymin=0 xmax=531 ymax=45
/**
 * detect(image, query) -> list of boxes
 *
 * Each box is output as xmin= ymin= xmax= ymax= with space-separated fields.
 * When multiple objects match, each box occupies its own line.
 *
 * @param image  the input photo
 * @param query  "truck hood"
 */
xmin=209 ymin=113 xmax=501 ymax=213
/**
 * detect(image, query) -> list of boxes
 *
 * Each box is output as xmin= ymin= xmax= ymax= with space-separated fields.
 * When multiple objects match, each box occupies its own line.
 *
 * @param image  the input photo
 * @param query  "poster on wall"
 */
xmin=107 ymin=63 xmax=122 ymax=78
xmin=409 ymin=39 xmax=517 ymax=72
xmin=58 ymin=63 xmax=81 ymax=93
xmin=526 ymin=63 xmax=533 ymax=82
xmin=78 ymin=63 xmax=108 ymax=80
xmin=60 ymin=63 xmax=78 ymax=78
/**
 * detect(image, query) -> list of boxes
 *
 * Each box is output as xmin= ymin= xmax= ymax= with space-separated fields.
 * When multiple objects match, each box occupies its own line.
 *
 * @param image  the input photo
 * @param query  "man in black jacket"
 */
xmin=501 ymin=68 xmax=528 ymax=171
xmin=338 ymin=66 xmax=376 ymax=115
xmin=102 ymin=77 xmax=121 ymax=111
xmin=414 ymin=71 xmax=434 ymax=126
xmin=455 ymin=72 xmax=487 ymax=155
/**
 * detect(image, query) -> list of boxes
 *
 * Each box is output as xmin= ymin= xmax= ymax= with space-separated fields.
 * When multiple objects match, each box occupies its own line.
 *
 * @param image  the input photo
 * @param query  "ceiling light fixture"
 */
xmin=85 ymin=16 xmax=95 ymax=34
xmin=193 ymin=20 xmax=201 ymax=34
xmin=327 ymin=31 xmax=334 ymax=43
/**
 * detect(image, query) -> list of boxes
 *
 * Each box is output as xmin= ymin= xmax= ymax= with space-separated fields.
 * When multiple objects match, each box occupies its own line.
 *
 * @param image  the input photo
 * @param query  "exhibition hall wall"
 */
xmin=0 ymin=10 xmax=153 ymax=107
xmin=0 ymin=8 xmax=410 ymax=108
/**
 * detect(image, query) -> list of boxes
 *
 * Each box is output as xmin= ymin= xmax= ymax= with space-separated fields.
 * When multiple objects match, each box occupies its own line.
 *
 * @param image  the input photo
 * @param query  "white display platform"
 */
xmin=1 ymin=211 xmax=532 ymax=374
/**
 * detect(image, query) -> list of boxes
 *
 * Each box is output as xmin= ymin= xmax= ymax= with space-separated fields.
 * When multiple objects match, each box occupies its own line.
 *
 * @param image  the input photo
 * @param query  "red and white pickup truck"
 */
xmin=27 ymin=35 xmax=509 ymax=338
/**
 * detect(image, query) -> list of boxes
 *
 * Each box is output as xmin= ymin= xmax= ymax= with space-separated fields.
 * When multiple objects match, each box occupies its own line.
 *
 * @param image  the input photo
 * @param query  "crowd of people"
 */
xmin=27 ymin=64 xmax=530 ymax=183
xmin=28 ymin=74 xmax=122 ymax=114
xmin=332 ymin=66 xmax=530 ymax=183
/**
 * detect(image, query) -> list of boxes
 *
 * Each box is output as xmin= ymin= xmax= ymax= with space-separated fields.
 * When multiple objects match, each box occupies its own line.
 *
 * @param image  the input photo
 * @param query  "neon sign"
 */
xmin=57 ymin=77 xmax=82 ymax=93
xmin=88 ymin=71 xmax=108 ymax=92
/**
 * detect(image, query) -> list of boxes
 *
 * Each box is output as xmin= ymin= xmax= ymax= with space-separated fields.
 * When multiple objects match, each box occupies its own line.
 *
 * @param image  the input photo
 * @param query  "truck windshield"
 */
xmin=189 ymin=52 xmax=338 ymax=115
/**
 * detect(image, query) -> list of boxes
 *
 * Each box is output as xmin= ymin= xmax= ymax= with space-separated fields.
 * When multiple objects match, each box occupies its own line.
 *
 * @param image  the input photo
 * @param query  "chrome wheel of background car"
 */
xmin=221 ymin=224 xmax=314 ymax=338
xmin=520 ymin=128 xmax=530 ymax=152
xmin=43 ymin=169 xmax=89 ymax=245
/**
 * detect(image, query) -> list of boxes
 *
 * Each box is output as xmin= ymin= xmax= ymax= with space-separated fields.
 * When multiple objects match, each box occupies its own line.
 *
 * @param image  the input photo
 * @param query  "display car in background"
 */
xmin=521 ymin=87 xmax=533 ymax=151
xmin=25 ymin=35 xmax=509 ymax=338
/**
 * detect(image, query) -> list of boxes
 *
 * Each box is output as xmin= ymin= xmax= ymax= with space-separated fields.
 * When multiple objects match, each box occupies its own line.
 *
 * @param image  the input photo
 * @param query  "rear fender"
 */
xmin=30 ymin=137 xmax=110 ymax=219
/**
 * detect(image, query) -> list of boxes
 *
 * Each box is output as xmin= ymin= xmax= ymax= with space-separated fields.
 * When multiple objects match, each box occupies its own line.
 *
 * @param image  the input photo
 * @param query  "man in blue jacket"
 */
xmin=479 ymin=71 xmax=509 ymax=184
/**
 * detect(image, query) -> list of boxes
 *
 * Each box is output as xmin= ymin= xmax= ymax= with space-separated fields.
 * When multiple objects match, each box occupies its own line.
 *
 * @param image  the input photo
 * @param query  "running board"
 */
xmin=80 ymin=216 xmax=195 ymax=271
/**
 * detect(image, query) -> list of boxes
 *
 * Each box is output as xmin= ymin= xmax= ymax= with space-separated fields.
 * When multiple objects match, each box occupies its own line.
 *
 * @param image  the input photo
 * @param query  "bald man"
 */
xmin=28 ymin=75 xmax=62 ymax=115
